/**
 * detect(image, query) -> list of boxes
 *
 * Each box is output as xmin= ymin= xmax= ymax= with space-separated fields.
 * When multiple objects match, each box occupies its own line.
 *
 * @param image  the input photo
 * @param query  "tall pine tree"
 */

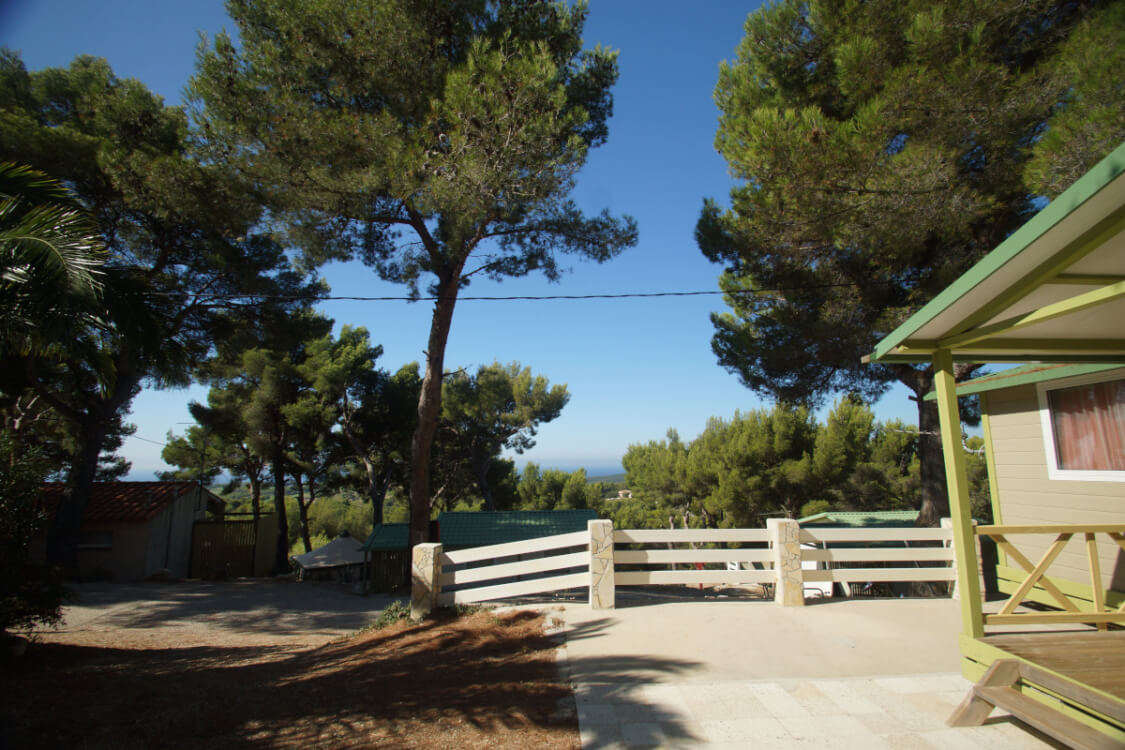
xmin=698 ymin=0 xmax=1125 ymax=524
xmin=191 ymin=0 xmax=637 ymax=544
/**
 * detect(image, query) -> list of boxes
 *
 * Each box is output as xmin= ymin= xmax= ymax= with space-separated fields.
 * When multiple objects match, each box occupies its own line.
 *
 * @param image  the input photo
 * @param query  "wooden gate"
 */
xmin=191 ymin=518 xmax=257 ymax=579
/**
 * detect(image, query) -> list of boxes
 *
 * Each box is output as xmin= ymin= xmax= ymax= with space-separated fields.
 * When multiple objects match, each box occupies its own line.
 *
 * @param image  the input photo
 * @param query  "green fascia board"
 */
xmin=871 ymin=141 xmax=1125 ymax=362
xmin=921 ymin=363 xmax=1125 ymax=401
xmin=437 ymin=510 xmax=597 ymax=548
xmin=797 ymin=510 xmax=919 ymax=527
xmin=361 ymin=523 xmax=410 ymax=551
xmin=873 ymin=351 xmax=1125 ymax=365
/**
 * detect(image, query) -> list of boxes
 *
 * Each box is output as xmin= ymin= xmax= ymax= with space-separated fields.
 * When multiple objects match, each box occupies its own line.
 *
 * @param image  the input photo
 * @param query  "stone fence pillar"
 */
xmin=768 ymin=518 xmax=804 ymax=606
xmin=589 ymin=519 xmax=615 ymax=609
xmin=942 ymin=517 xmax=980 ymax=601
xmin=410 ymin=542 xmax=442 ymax=619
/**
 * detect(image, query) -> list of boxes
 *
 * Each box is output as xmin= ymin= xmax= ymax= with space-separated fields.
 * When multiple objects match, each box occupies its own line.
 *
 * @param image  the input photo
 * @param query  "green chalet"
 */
xmin=363 ymin=510 xmax=596 ymax=592
xmin=869 ymin=142 xmax=1125 ymax=744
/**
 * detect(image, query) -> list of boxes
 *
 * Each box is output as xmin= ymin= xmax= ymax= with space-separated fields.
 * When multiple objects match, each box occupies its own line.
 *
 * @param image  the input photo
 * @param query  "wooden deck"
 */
xmin=983 ymin=630 xmax=1125 ymax=701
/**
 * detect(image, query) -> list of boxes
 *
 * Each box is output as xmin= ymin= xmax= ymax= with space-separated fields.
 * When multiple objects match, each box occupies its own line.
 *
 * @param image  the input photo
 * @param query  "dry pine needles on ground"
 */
xmin=1 ymin=609 xmax=579 ymax=749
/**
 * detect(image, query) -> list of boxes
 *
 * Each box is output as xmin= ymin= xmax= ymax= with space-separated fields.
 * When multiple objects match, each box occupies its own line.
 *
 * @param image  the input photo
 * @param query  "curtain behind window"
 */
xmin=1048 ymin=379 xmax=1125 ymax=471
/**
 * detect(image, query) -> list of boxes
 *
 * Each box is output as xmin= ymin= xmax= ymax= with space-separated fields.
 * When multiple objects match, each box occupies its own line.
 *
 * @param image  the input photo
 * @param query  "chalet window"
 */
xmin=1038 ymin=374 xmax=1125 ymax=481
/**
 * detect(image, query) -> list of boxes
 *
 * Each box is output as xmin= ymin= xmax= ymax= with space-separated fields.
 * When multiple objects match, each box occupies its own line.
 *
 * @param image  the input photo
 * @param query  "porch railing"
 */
xmin=976 ymin=523 xmax=1125 ymax=629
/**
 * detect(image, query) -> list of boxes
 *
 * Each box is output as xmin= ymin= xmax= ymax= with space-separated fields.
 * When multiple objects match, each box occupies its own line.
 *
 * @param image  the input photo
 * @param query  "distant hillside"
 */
xmin=588 ymin=472 xmax=625 ymax=485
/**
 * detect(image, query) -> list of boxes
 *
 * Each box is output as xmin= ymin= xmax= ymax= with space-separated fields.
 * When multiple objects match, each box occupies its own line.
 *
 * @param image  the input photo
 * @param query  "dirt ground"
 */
xmin=1 ymin=582 xmax=579 ymax=749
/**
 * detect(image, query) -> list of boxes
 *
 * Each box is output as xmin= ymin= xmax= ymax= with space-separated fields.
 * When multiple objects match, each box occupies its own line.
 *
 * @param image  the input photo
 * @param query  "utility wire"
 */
xmin=142 ymin=281 xmax=874 ymax=303
xmin=127 ymin=434 xmax=170 ymax=447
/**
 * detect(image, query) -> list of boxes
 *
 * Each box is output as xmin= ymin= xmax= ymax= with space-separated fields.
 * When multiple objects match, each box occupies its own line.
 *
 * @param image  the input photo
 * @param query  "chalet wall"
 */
xmin=984 ymin=383 xmax=1125 ymax=592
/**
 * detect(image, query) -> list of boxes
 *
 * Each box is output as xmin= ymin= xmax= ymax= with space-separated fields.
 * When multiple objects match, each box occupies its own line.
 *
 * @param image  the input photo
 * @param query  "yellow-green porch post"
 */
xmin=933 ymin=349 xmax=984 ymax=638
xmin=979 ymin=393 xmax=1007 ymax=571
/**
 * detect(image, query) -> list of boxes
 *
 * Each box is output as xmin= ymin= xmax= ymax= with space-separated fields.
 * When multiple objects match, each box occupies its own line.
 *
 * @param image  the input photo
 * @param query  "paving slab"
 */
xmin=547 ymin=597 xmax=1065 ymax=749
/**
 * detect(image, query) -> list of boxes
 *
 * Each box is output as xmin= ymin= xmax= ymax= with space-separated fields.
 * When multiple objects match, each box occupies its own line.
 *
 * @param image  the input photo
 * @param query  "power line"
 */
xmin=142 ymin=282 xmax=873 ymax=303
xmin=128 ymin=434 xmax=169 ymax=447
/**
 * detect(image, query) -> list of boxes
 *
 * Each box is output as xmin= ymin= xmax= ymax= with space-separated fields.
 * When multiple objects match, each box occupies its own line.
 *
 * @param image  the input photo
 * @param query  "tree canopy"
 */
xmin=615 ymin=399 xmax=972 ymax=530
xmin=439 ymin=361 xmax=569 ymax=509
xmin=0 ymin=51 xmax=318 ymax=572
xmin=697 ymin=0 xmax=1125 ymax=524
xmin=191 ymin=0 xmax=637 ymax=544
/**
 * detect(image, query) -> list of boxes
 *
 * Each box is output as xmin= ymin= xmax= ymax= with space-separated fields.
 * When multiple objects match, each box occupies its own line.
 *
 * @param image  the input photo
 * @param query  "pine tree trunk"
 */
xmin=272 ymin=448 xmax=289 ymax=574
xmin=249 ymin=474 xmax=262 ymax=523
xmin=409 ymin=275 xmax=460 ymax=546
xmin=295 ymin=473 xmax=312 ymax=553
xmin=45 ymin=417 xmax=103 ymax=578
xmin=370 ymin=464 xmax=392 ymax=527
xmin=44 ymin=365 xmax=141 ymax=579
xmin=471 ymin=449 xmax=495 ymax=511
xmin=907 ymin=367 xmax=950 ymax=527
xmin=916 ymin=395 xmax=949 ymax=527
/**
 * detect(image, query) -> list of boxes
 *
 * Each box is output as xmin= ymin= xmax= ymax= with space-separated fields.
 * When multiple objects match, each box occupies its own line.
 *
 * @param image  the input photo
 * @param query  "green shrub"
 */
xmin=0 ymin=431 xmax=70 ymax=635
xmin=372 ymin=599 xmax=412 ymax=629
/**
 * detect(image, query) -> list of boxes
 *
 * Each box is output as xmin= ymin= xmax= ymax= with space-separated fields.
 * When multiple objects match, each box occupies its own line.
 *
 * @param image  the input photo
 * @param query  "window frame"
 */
xmin=77 ymin=530 xmax=114 ymax=550
xmin=1036 ymin=370 xmax=1125 ymax=482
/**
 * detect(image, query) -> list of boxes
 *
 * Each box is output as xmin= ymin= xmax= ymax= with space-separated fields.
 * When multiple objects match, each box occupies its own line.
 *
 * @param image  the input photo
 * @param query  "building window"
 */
xmin=1038 ymin=373 xmax=1125 ymax=481
xmin=77 ymin=531 xmax=113 ymax=549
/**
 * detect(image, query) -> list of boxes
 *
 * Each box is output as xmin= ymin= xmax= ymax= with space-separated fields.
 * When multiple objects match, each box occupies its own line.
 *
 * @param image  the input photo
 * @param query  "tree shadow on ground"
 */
xmin=564 ymin=655 xmax=704 ymax=749
xmin=3 ymin=609 xmax=584 ymax=749
xmin=55 ymin=580 xmax=395 ymax=638
xmin=555 ymin=617 xmax=704 ymax=748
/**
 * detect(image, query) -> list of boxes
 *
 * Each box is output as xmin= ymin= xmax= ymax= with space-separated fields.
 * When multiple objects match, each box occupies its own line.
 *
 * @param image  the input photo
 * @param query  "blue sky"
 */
xmin=2 ymin=0 xmax=921 ymax=479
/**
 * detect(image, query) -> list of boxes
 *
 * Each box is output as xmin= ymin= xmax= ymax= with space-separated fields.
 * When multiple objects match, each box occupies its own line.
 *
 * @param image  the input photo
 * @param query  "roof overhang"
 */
xmin=868 ymin=142 xmax=1125 ymax=366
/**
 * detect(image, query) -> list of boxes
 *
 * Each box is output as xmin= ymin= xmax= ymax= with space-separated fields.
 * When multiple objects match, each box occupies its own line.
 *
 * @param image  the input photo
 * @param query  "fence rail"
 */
xmin=614 ymin=526 xmax=774 ymax=587
xmin=435 ymin=530 xmax=588 ymax=607
xmin=409 ymin=518 xmax=966 ymax=615
xmin=798 ymin=526 xmax=957 ymax=589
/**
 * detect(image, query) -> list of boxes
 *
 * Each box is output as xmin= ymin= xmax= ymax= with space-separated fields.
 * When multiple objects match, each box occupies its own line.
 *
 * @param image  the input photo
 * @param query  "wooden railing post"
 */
xmin=589 ymin=519 xmax=615 ymax=609
xmin=410 ymin=542 xmax=442 ymax=619
xmin=768 ymin=518 xmax=804 ymax=606
xmin=933 ymin=349 xmax=985 ymax=638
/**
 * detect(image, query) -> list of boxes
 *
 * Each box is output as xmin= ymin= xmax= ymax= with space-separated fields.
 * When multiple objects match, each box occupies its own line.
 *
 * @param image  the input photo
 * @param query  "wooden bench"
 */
xmin=949 ymin=659 xmax=1125 ymax=750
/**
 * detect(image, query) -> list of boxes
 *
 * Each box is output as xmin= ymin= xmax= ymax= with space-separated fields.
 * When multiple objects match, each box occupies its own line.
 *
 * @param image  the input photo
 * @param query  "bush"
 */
xmin=364 ymin=599 xmax=412 ymax=630
xmin=0 ymin=431 xmax=70 ymax=635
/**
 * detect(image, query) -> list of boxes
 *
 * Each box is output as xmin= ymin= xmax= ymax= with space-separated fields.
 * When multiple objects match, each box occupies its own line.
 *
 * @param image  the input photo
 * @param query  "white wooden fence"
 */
xmin=436 ymin=530 xmax=589 ymax=607
xmin=613 ymin=528 xmax=774 ymax=587
xmin=410 ymin=519 xmax=958 ymax=615
xmin=800 ymin=526 xmax=958 ymax=588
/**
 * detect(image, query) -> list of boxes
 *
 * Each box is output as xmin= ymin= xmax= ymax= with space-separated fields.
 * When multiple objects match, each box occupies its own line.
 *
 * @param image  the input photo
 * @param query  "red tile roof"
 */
xmin=41 ymin=481 xmax=222 ymax=523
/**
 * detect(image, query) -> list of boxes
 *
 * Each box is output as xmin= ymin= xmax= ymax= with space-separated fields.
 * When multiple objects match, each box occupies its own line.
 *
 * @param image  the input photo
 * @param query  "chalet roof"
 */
xmin=292 ymin=534 xmax=365 ymax=570
xmin=361 ymin=523 xmax=409 ymax=552
xmin=40 ymin=481 xmax=224 ymax=523
xmin=923 ymin=362 xmax=1125 ymax=400
xmin=360 ymin=511 xmax=598 ymax=551
xmin=797 ymin=510 xmax=919 ymax=528
xmin=869 ymin=141 xmax=1125 ymax=366
xmin=438 ymin=510 xmax=597 ymax=547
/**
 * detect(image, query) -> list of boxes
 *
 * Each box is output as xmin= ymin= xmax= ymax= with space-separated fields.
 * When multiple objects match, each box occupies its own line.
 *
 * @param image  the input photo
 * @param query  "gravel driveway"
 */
xmin=42 ymin=579 xmax=401 ymax=649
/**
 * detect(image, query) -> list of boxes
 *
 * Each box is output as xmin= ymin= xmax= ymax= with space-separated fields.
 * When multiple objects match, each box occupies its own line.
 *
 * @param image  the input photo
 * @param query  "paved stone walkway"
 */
xmin=541 ymin=596 xmax=1062 ymax=749
xmin=563 ymin=671 xmax=1059 ymax=749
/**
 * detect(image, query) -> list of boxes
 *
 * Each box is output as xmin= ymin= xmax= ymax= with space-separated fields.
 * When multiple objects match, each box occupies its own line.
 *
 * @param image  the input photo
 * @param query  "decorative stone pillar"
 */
xmin=942 ymin=517 xmax=980 ymax=601
xmin=589 ymin=519 xmax=615 ymax=609
xmin=768 ymin=518 xmax=804 ymax=606
xmin=410 ymin=542 xmax=442 ymax=619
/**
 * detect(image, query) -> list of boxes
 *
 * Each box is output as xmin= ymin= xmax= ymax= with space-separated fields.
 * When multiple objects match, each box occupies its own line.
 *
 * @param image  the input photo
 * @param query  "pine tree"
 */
xmin=191 ymin=0 xmax=637 ymax=544
xmin=698 ymin=0 xmax=1125 ymax=524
